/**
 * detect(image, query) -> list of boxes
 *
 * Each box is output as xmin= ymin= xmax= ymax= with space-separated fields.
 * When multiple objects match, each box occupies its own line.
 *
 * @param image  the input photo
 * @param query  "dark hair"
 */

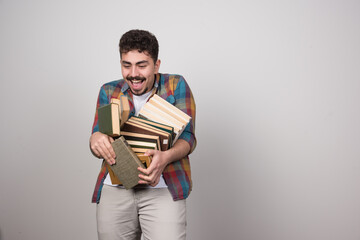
xmin=119 ymin=29 xmax=159 ymax=63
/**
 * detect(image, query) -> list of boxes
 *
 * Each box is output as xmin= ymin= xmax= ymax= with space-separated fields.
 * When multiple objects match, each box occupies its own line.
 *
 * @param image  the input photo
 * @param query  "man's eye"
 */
xmin=138 ymin=65 xmax=146 ymax=68
xmin=123 ymin=65 xmax=131 ymax=68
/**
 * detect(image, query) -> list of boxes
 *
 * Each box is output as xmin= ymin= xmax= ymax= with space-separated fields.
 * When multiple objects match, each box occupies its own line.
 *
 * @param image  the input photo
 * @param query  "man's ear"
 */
xmin=154 ymin=59 xmax=161 ymax=73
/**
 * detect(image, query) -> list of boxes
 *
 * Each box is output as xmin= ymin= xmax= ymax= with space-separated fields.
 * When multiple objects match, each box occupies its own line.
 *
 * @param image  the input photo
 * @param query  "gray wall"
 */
xmin=1 ymin=0 xmax=359 ymax=239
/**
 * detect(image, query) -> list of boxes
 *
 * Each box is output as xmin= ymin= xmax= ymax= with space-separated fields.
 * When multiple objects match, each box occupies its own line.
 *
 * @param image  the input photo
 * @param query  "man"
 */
xmin=89 ymin=29 xmax=196 ymax=240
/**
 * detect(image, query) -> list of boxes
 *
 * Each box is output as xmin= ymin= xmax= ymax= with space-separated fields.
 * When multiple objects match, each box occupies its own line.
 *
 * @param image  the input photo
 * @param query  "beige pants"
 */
xmin=96 ymin=185 xmax=186 ymax=240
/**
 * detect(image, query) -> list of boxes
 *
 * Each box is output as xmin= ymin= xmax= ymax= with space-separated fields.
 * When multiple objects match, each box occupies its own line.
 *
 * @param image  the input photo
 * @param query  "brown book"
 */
xmin=122 ymin=120 xmax=171 ymax=151
xmin=121 ymin=131 xmax=161 ymax=151
xmin=109 ymin=136 xmax=146 ymax=189
xmin=106 ymin=163 xmax=121 ymax=185
xmin=137 ymin=154 xmax=152 ymax=168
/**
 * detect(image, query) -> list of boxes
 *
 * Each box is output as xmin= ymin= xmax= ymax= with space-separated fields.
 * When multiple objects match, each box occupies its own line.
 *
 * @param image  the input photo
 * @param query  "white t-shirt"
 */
xmin=104 ymin=91 xmax=167 ymax=188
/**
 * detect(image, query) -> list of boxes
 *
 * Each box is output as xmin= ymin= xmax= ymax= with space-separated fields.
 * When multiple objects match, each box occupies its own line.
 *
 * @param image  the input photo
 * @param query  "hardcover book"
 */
xmin=138 ymin=94 xmax=191 ymax=144
xmin=98 ymin=103 xmax=120 ymax=137
xmin=109 ymin=136 xmax=146 ymax=189
xmin=122 ymin=120 xmax=172 ymax=151
xmin=106 ymin=153 xmax=152 ymax=185
xmin=110 ymin=95 xmax=130 ymax=128
xmin=121 ymin=131 xmax=161 ymax=151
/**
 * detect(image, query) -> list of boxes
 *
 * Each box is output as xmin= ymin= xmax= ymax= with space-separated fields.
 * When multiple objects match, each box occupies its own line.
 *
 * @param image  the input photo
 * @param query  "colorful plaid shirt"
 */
xmin=91 ymin=73 xmax=196 ymax=203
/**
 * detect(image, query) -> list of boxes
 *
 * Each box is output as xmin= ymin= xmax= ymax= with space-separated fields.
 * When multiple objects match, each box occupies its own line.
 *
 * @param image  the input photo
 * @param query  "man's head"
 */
xmin=119 ymin=29 xmax=159 ymax=63
xmin=119 ymin=29 xmax=161 ymax=96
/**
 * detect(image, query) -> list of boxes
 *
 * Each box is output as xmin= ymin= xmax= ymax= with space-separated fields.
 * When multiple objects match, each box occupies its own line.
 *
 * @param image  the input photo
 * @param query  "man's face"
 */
xmin=121 ymin=50 xmax=161 ymax=96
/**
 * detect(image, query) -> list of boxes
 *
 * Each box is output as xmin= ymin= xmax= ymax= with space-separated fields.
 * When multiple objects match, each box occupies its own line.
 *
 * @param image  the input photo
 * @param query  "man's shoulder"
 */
xmin=160 ymin=73 xmax=184 ymax=82
xmin=159 ymin=73 xmax=188 ymax=87
xmin=101 ymin=79 xmax=125 ymax=89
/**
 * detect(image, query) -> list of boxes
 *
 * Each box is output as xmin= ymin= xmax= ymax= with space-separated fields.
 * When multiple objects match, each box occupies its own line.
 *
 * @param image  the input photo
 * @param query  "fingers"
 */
xmin=138 ymin=167 xmax=160 ymax=186
xmin=138 ymin=173 xmax=160 ymax=186
xmin=102 ymin=139 xmax=116 ymax=158
xmin=100 ymin=141 xmax=116 ymax=165
xmin=144 ymin=149 xmax=155 ymax=156
xmin=90 ymin=132 xmax=116 ymax=164
xmin=108 ymin=136 xmax=115 ymax=144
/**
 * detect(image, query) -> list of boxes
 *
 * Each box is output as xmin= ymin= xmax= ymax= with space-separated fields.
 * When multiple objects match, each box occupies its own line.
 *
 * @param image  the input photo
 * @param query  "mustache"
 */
xmin=126 ymin=76 xmax=146 ymax=81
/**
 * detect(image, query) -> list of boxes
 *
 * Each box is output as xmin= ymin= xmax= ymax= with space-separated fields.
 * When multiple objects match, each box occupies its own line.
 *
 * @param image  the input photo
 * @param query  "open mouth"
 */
xmin=130 ymin=79 xmax=145 ymax=84
xmin=126 ymin=76 xmax=147 ymax=91
xmin=129 ymin=79 xmax=146 ymax=91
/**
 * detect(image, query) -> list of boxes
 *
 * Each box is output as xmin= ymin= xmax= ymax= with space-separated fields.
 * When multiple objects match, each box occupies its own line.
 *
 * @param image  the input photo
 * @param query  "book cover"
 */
xmin=98 ymin=103 xmax=120 ymax=137
xmin=106 ymin=153 xmax=152 ymax=185
xmin=109 ymin=136 xmax=146 ymax=189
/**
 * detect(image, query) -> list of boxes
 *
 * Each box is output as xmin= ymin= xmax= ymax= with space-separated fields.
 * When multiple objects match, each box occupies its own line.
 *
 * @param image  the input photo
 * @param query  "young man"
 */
xmin=89 ymin=30 xmax=196 ymax=240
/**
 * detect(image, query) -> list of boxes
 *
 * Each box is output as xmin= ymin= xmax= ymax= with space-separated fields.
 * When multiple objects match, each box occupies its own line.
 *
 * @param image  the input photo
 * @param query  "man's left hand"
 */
xmin=137 ymin=150 xmax=169 ymax=187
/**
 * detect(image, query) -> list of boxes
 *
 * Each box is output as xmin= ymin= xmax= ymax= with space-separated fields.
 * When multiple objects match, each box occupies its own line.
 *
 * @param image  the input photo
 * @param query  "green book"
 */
xmin=109 ymin=136 xmax=146 ymax=189
xmin=98 ymin=103 xmax=121 ymax=137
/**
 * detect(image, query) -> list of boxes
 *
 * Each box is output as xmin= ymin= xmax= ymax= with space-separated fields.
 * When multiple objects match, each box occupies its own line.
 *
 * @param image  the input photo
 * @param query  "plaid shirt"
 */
xmin=91 ymin=73 xmax=196 ymax=203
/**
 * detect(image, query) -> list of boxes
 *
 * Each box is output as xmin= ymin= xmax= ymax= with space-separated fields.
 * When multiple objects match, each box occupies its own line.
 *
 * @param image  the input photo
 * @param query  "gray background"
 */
xmin=1 ymin=0 xmax=359 ymax=239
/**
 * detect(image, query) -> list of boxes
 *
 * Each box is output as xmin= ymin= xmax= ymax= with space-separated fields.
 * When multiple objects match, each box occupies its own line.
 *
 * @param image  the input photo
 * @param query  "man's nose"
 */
xmin=130 ymin=66 xmax=139 ymax=76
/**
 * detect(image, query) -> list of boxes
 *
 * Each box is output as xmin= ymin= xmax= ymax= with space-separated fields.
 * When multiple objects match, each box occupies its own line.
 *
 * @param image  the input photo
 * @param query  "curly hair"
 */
xmin=119 ymin=29 xmax=159 ymax=63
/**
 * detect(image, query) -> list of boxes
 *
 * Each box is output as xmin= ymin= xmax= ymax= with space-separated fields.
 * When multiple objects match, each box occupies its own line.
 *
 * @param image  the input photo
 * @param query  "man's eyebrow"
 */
xmin=121 ymin=60 xmax=149 ymax=65
xmin=135 ymin=60 xmax=149 ymax=65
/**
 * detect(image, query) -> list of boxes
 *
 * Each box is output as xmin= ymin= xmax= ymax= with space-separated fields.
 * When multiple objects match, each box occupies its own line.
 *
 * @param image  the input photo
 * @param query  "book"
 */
xmin=149 ymin=94 xmax=191 ymax=124
xmin=108 ymin=136 xmax=146 ymax=189
xmin=121 ymin=131 xmax=161 ymax=151
xmin=122 ymin=120 xmax=172 ymax=151
xmin=120 ymin=95 xmax=130 ymax=125
xmin=106 ymin=153 xmax=152 ymax=185
xmin=126 ymin=140 xmax=157 ymax=150
xmin=110 ymin=95 xmax=130 ymax=128
xmin=98 ymin=103 xmax=120 ymax=137
xmin=137 ymin=154 xmax=152 ymax=168
xmin=131 ymin=116 xmax=174 ymax=134
xmin=138 ymin=94 xmax=191 ymax=144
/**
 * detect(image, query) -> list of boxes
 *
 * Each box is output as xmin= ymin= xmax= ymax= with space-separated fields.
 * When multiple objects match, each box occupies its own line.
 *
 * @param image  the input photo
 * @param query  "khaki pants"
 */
xmin=96 ymin=185 xmax=186 ymax=240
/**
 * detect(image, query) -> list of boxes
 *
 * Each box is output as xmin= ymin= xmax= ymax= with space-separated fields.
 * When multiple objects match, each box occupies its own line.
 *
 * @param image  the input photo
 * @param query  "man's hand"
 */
xmin=137 ymin=150 xmax=169 ymax=187
xmin=89 ymin=132 xmax=116 ymax=165
xmin=137 ymin=139 xmax=191 ymax=187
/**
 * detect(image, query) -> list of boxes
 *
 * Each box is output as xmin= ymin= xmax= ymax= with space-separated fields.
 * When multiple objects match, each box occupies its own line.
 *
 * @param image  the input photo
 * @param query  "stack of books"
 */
xmin=97 ymin=94 xmax=191 ymax=189
xmin=138 ymin=94 xmax=191 ymax=144
xmin=123 ymin=116 xmax=174 ymax=151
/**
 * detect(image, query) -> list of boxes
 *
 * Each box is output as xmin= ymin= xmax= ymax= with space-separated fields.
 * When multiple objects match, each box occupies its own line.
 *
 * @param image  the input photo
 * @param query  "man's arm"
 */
xmin=89 ymin=83 xmax=117 ymax=165
xmin=137 ymin=139 xmax=191 ymax=186
xmin=138 ymin=75 xmax=196 ymax=187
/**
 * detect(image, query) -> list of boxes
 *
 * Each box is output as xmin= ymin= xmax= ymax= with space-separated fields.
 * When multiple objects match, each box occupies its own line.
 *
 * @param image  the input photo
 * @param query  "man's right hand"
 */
xmin=89 ymin=132 xmax=116 ymax=165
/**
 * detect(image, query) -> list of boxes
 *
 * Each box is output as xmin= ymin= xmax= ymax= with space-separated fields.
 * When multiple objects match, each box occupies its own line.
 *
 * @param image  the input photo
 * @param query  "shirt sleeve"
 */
xmin=173 ymin=76 xmax=197 ymax=154
xmin=91 ymin=85 xmax=110 ymax=133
